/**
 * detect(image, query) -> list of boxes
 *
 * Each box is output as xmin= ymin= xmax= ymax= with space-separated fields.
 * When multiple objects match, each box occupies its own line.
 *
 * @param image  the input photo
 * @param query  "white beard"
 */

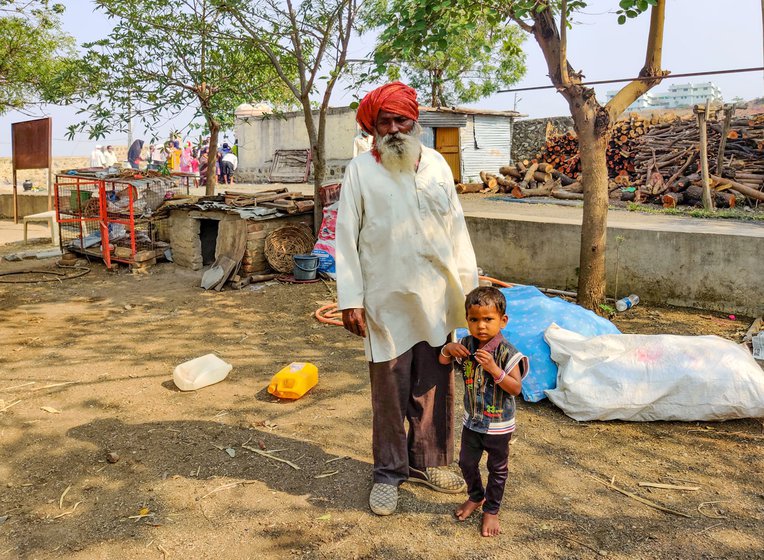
xmin=375 ymin=122 xmax=422 ymax=174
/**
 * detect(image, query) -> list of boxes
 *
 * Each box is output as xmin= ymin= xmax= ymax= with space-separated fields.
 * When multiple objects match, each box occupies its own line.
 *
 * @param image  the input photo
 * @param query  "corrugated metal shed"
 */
xmin=419 ymin=111 xmax=467 ymax=128
xmin=460 ymin=115 xmax=512 ymax=181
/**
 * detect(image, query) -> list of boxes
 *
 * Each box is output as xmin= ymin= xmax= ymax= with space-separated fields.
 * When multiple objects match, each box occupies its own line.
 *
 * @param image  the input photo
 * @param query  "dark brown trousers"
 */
xmin=368 ymin=341 xmax=454 ymax=485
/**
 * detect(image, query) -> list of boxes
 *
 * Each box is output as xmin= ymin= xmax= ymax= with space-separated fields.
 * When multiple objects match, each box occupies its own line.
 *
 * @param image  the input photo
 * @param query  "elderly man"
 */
xmin=336 ymin=82 xmax=478 ymax=516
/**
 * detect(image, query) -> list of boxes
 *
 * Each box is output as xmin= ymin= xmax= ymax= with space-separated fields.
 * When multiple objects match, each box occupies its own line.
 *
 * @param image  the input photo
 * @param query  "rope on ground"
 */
xmin=0 ymin=265 xmax=90 ymax=283
xmin=314 ymin=276 xmax=514 ymax=327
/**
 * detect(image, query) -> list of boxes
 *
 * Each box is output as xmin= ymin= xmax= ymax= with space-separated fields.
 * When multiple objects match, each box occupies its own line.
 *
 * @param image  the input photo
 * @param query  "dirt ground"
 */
xmin=0 ymin=245 xmax=763 ymax=559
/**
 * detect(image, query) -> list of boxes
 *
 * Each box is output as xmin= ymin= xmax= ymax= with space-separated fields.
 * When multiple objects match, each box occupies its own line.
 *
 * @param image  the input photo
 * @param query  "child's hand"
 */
xmin=442 ymin=342 xmax=470 ymax=360
xmin=474 ymin=349 xmax=503 ymax=379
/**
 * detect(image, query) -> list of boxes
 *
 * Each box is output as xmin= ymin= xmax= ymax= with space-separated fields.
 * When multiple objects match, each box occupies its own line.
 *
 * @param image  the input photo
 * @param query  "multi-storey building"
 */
xmin=605 ymin=82 xmax=723 ymax=111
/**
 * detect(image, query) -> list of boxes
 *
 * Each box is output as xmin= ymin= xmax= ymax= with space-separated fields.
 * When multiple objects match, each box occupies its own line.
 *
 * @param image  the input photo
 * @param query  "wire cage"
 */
xmin=55 ymin=174 xmax=175 ymax=267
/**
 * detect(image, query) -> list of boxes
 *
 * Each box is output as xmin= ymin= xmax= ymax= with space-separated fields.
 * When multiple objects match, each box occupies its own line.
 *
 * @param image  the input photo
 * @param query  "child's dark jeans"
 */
xmin=458 ymin=426 xmax=512 ymax=514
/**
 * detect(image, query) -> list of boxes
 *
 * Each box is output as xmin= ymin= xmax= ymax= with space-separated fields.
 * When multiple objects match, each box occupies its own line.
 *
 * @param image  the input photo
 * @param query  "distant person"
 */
xmin=191 ymin=149 xmax=200 ymax=175
xmin=221 ymin=150 xmax=238 ymax=184
xmin=90 ymin=145 xmax=106 ymax=168
xmin=127 ymin=140 xmax=145 ymax=170
xmin=353 ymin=130 xmax=373 ymax=157
xmin=439 ymin=287 xmax=528 ymax=537
xmin=180 ymin=141 xmax=193 ymax=173
xmin=199 ymin=148 xmax=209 ymax=187
xmin=103 ymin=145 xmax=118 ymax=167
xmin=169 ymin=141 xmax=181 ymax=172
xmin=149 ymin=144 xmax=166 ymax=167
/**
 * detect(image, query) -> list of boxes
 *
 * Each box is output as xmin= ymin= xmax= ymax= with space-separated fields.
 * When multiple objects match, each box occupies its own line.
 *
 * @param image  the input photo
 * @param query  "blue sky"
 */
xmin=1 ymin=0 xmax=762 ymax=156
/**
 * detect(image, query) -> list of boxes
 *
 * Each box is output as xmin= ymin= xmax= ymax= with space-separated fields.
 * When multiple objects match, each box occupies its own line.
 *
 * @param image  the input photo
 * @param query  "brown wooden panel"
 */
xmin=434 ymin=127 xmax=461 ymax=182
xmin=12 ymin=117 xmax=52 ymax=170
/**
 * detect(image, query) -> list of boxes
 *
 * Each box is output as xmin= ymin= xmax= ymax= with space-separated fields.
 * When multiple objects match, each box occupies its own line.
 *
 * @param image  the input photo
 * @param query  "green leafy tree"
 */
xmin=377 ymin=0 xmax=666 ymax=311
xmin=220 ymin=0 xmax=361 ymax=228
xmin=70 ymin=0 xmax=293 ymax=194
xmin=0 ymin=0 xmax=79 ymax=114
xmin=371 ymin=0 xmax=526 ymax=107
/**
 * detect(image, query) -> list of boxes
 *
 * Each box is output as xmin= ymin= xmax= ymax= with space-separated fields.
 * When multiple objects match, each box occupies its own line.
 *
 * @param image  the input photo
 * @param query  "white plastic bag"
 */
xmin=544 ymin=323 xmax=764 ymax=422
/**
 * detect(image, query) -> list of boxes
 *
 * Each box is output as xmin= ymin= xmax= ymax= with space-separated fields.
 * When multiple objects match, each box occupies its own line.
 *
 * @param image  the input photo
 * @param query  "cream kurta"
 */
xmin=336 ymin=146 xmax=478 ymax=363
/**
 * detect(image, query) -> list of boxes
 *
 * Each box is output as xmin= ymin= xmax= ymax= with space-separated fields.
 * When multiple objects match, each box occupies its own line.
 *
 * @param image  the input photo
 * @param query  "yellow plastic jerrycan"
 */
xmin=267 ymin=362 xmax=318 ymax=399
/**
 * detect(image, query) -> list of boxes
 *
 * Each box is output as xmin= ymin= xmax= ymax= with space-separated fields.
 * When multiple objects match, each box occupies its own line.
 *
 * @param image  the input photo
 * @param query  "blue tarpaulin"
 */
xmin=457 ymin=285 xmax=620 ymax=402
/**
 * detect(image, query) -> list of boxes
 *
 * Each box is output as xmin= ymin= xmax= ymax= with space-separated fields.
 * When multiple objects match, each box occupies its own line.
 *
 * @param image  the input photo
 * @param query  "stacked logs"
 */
xmin=456 ymin=162 xmax=583 ymax=200
xmin=537 ymin=114 xmax=650 ymax=179
xmin=540 ymin=131 xmax=581 ymax=178
xmin=631 ymin=112 xmax=764 ymax=208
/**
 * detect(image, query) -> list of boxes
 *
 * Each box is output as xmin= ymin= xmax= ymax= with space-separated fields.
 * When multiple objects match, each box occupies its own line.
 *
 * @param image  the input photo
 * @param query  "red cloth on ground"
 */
xmin=356 ymin=81 xmax=419 ymax=135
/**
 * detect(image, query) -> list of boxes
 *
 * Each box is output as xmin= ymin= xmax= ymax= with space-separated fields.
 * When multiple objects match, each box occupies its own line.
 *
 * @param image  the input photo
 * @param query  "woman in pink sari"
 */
xmin=179 ymin=142 xmax=193 ymax=173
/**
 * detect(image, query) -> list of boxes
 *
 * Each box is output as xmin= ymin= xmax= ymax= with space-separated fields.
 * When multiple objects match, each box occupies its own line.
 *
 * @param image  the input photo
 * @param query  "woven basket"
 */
xmin=264 ymin=224 xmax=315 ymax=273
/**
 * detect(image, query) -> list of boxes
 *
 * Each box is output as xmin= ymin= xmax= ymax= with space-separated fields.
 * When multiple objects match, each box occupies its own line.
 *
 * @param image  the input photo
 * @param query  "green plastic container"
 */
xmin=70 ymin=190 xmax=92 ymax=212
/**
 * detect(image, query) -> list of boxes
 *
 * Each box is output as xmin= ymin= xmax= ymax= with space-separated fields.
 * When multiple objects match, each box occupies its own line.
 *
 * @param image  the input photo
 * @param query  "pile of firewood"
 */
xmin=223 ymin=188 xmax=314 ymax=214
xmin=456 ymin=162 xmax=583 ymax=200
xmin=631 ymin=113 xmax=764 ymax=207
xmin=537 ymin=114 xmax=651 ymax=179
xmin=466 ymin=110 xmax=764 ymax=209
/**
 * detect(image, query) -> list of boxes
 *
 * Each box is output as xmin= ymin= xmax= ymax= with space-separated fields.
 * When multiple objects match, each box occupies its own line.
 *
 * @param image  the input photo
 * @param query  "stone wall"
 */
xmin=167 ymin=208 xmax=313 ymax=274
xmin=511 ymin=117 xmax=574 ymax=163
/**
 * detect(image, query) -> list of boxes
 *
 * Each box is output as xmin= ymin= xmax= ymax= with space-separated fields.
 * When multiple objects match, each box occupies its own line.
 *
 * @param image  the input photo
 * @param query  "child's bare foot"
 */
xmin=454 ymin=498 xmax=484 ymax=521
xmin=481 ymin=512 xmax=500 ymax=537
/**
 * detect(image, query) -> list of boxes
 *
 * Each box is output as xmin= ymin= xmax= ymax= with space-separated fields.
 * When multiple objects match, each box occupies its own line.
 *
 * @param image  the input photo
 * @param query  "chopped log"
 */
xmin=666 ymin=148 xmax=698 ymax=191
xmin=517 ymin=180 xmax=556 ymax=197
xmin=564 ymin=181 xmax=583 ymax=193
xmin=683 ymin=184 xmax=705 ymax=206
xmin=710 ymin=174 xmax=764 ymax=201
xmin=499 ymin=166 xmax=522 ymax=179
xmin=551 ymin=170 xmax=576 ymax=186
xmin=496 ymin=176 xmax=516 ymax=193
xmin=480 ymin=171 xmax=499 ymax=192
xmin=662 ymin=192 xmax=685 ymax=208
xmin=523 ymin=162 xmax=539 ymax=184
xmin=551 ymin=189 xmax=583 ymax=200
xmin=533 ymin=171 xmax=552 ymax=183
xmin=456 ymin=182 xmax=484 ymax=194
xmin=621 ymin=190 xmax=637 ymax=202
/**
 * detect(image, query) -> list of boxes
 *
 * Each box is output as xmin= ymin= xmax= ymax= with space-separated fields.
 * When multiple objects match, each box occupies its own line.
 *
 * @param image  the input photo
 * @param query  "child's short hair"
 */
xmin=465 ymin=286 xmax=506 ymax=315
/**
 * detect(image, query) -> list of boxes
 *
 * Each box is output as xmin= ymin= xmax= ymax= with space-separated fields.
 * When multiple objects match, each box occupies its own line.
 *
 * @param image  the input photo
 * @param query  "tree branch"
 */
xmin=605 ymin=0 xmax=668 ymax=120
xmin=559 ymin=0 xmax=570 ymax=86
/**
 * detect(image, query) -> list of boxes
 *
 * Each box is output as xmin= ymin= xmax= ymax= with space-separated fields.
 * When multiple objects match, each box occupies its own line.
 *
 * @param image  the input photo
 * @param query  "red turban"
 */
xmin=356 ymin=82 xmax=419 ymax=135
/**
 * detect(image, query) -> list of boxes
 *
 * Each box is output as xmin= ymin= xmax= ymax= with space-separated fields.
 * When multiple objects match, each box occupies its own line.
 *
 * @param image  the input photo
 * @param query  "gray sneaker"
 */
xmin=407 ymin=467 xmax=467 ymax=493
xmin=369 ymin=482 xmax=398 ymax=516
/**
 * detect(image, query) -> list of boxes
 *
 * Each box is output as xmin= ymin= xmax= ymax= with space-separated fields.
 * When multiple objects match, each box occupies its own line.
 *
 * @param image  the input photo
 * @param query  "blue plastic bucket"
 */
xmin=293 ymin=254 xmax=319 ymax=281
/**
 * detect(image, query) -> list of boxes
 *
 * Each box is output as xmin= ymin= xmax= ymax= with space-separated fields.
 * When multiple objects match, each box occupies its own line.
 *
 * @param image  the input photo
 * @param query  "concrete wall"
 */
xmin=0 ymin=193 xmax=51 ymax=218
xmin=234 ymin=108 xmax=357 ymax=183
xmin=466 ymin=215 xmax=764 ymax=317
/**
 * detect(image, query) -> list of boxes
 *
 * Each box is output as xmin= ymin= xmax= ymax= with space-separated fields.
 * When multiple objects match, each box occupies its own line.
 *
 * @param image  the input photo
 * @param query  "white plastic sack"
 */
xmin=544 ymin=324 xmax=764 ymax=422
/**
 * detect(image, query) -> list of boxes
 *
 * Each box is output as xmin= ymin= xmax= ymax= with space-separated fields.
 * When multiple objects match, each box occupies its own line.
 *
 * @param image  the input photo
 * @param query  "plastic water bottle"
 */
xmin=615 ymin=294 xmax=640 ymax=312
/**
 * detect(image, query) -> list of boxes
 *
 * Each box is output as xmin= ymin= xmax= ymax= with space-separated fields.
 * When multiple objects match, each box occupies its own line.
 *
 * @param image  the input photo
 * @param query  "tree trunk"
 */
xmin=574 ymin=109 xmax=610 ymax=312
xmin=301 ymin=96 xmax=324 ymax=235
xmin=206 ymin=119 xmax=220 ymax=196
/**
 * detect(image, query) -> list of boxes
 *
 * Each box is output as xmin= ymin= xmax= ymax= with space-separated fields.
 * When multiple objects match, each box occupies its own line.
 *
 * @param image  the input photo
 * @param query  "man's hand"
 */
xmin=341 ymin=308 xmax=367 ymax=338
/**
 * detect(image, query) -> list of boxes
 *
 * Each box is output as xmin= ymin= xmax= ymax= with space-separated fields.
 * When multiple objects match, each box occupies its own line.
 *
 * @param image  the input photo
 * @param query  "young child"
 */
xmin=439 ymin=286 xmax=528 ymax=537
